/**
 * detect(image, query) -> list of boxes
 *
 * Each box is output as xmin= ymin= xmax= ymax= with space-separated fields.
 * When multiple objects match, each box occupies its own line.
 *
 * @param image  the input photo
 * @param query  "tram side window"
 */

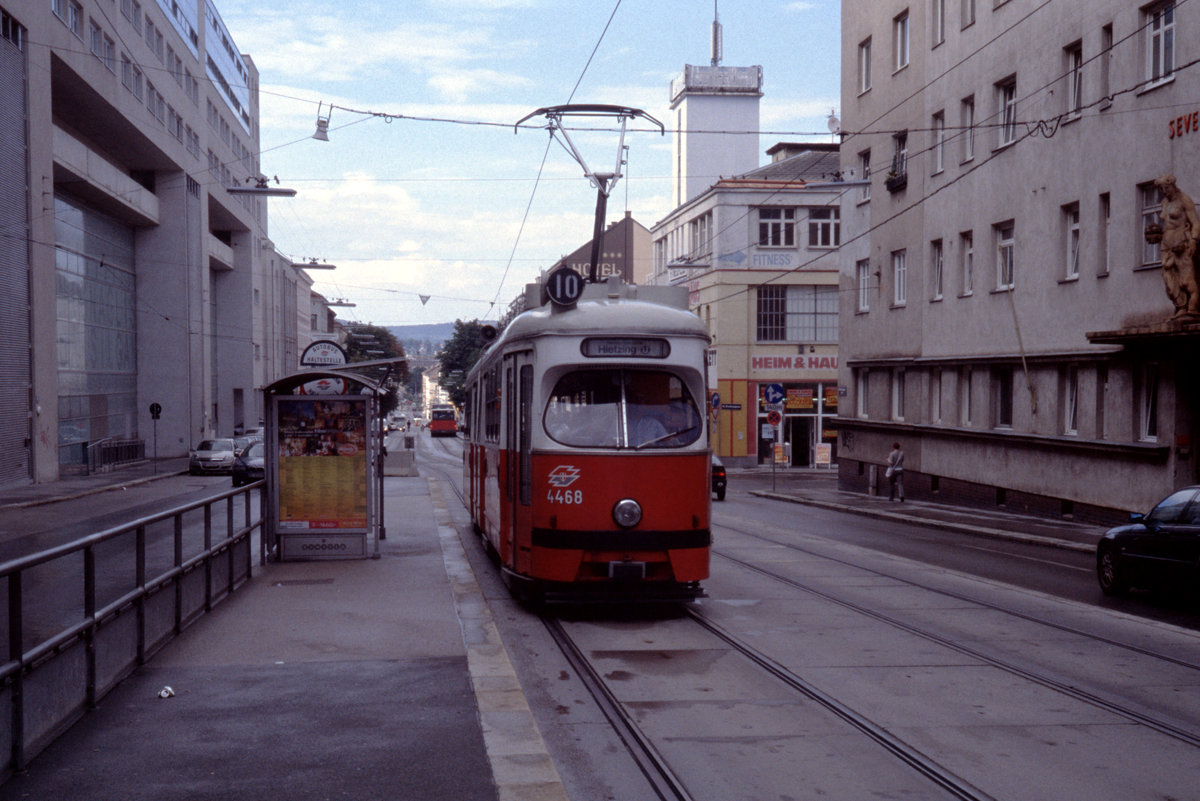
xmin=544 ymin=369 xmax=701 ymax=449
xmin=485 ymin=367 xmax=500 ymax=441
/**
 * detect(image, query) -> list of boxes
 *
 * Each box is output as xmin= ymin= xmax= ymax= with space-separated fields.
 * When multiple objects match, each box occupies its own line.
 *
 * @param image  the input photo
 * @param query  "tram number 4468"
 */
xmin=547 ymin=489 xmax=584 ymax=504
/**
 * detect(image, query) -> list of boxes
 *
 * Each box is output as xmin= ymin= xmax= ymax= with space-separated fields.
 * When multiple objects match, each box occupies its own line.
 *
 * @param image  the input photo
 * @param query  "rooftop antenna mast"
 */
xmin=514 ymin=104 xmax=664 ymax=283
xmin=711 ymin=0 xmax=722 ymax=66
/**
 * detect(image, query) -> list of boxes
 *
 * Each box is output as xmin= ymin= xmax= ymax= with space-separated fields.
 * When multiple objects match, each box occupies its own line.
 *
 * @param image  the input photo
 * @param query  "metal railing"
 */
xmin=0 ymin=483 xmax=264 ymax=777
xmin=86 ymin=438 xmax=146 ymax=474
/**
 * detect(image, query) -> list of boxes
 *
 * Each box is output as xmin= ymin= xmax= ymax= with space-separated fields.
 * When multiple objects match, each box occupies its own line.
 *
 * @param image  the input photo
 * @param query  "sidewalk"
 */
xmin=738 ymin=466 xmax=1105 ymax=553
xmin=0 ymin=457 xmax=192 ymax=510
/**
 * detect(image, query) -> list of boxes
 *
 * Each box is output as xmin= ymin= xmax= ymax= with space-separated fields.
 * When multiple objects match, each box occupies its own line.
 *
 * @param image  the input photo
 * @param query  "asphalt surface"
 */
xmin=0 ymin=456 xmax=1107 ymax=800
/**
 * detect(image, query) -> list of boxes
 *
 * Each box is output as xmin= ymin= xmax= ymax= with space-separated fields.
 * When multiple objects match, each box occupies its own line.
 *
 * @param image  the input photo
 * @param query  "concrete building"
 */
xmin=651 ymin=142 xmax=844 ymax=468
xmin=837 ymin=0 xmax=1198 ymax=521
xmin=1 ymin=0 xmax=312 ymax=486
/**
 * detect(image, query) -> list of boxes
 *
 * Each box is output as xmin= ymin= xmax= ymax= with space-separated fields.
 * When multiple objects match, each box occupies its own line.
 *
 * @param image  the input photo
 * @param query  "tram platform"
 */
xmin=0 ymin=467 xmax=567 ymax=801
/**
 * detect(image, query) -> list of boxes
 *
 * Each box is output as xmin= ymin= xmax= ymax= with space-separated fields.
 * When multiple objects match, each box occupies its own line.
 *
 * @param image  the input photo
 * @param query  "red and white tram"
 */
xmin=463 ymin=279 xmax=712 ymax=603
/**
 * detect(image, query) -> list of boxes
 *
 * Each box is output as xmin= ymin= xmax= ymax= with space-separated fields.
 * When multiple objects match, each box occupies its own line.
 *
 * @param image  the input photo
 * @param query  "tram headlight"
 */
xmin=612 ymin=498 xmax=642 ymax=528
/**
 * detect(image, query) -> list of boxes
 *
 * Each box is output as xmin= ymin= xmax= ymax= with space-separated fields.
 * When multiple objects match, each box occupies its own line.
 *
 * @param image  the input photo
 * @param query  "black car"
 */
xmin=1097 ymin=486 xmax=1200 ymax=596
xmin=232 ymin=441 xmax=265 ymax=487
xmin=711 ymin=455 xmax=727 ymax=501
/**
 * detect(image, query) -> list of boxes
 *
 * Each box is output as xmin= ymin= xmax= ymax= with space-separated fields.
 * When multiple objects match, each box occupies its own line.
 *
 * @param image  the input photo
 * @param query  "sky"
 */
xmin=218 ymin=0 xmax=842 ymax=327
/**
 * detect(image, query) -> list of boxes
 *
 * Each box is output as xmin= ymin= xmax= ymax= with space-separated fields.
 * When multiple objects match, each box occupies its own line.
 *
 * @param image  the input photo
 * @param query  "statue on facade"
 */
xmin=1147 ymin=174 xmax=1200 ymax=317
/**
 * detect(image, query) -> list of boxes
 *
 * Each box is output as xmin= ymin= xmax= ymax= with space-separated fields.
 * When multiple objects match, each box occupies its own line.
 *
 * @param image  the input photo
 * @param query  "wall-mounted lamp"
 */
xmin=313 ymin=102 xmax=331 ymax=141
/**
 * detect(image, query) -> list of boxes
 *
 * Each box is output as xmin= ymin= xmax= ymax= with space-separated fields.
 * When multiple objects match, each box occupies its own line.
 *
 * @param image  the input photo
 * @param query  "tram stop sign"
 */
xmin=544 ymin=266 xmax=584 ymax=307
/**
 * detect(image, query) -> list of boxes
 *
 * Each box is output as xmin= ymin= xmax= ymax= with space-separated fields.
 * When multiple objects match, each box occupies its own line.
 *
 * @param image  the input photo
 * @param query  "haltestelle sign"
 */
xmin=301 ymin=340 xmax=348 ymax=366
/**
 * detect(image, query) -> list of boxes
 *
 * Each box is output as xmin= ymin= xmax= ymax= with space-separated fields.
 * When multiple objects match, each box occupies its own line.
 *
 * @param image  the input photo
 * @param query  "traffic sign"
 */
xmin=763 ymin=383 xmax=785 ymax=405
xmin=149 ymin=402 xmax=162 ymax=420
xmin=766 ymin=410 xmax=782 ymax=426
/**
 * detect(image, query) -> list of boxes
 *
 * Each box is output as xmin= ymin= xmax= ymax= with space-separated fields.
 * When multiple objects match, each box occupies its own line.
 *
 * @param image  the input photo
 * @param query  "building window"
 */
xmin=932 ymin=0 xmax=946 ymax=45
xmin=1063 ymin=203 xmax=1080 ymax=279
xmin=1065 ymin=42 xmax=1083 ymax=118
xmin=690 ymin=212 xmax=712 ymax=259
xmin=120 ymin=0 xmax=141 ymax=32
xmin=808 ymin=207 xmax=840 ymax=248
xmin=960 ymin=230 xmax=974 ymax=295
xmin=960 ymin=95 xmax=975 ymax=162
xmin=931 ymin=369 xmax=943 ymax=423
xmin=859 ymin=150 xmax=871 ymax=202
xmin=1140 ymin=363 xmax=1159 ymax=441
xmin=858 ymin=37 xmax=872 ymax=93
xmin=54 ymin=0 xmax=84 ymax=37
xmin=961 ymin=368 xmax=974 ymax=425
xmin=931 ymin=111 xmax=945 ymax=174
xmin=892 ymin=130 xmax=907 ymax=181
xmin=1140 ymin=182 xmax=1163 ymax=266
xmin=856 ymin=259 xmax=871 ymax=312
xmin=892 ymin=249 xmax=907 ymax=306
xmin=1063 ymin=365 xmax=1079 ymax=435
xmin=995 ymin=221 xmax=1015 ymax=290
xmin=1146 ymin=2 xmax=1175 ymax=85
xmin=758 ymin=208 xmax=796 ymax=248
xmin=962 ymin=0 xmax=976 ymax=28
xmin=857 ymin=370 xmax=869 ymax=418
xmin=994 ymin=366 xmax=1014 ymax=428
xmin=89 ymin=19 xmax=103 ymax=56
xmin=894 ymin=10 xmax=910 ymax=71
xmin=755 ymin=285 xmax=839 ymax=343
xmin=997 ymin=77 xmax=1018 ymax=146
xmin=931 ymin=239 xmax=944 ymax=300
xmin=1100 ymin=24 xmax=1113 ymax=107
xmin=892 ymin=370 xmax=906 ymax=421
xmin=1098 ymin=192 xmax=1111 ymax=276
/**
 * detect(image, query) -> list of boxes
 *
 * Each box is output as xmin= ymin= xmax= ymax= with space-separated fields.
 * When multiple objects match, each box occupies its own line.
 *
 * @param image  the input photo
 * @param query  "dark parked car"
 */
xmin=711 ymin=455 xmax=727 ymax=501
xmin=189 ymin=438 xmax=236 ymax=475
xmin=232 ymin=434 xmax=263 ymax=457
xmin=232 ymin=441 xmax=265 ymax=487
xmin=1097 ymin=486 xmax=1200 ymax=596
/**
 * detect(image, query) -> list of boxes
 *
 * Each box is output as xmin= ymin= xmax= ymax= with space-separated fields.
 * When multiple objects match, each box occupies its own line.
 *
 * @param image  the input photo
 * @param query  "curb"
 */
xmin=750 ymin=490 xmax=1096 ymax=554
xmin=0 ymin=469 xmax=189 ymax=511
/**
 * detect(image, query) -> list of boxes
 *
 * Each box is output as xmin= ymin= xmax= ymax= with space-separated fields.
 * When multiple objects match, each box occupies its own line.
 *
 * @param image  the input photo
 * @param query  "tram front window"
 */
xmin=545 ymin=369 xmax=701 ymax=449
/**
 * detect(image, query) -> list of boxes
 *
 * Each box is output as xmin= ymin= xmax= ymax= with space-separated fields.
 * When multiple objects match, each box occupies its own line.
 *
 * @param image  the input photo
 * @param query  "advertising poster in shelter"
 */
xmin=276 ymin=397 xmax=368 ymax=530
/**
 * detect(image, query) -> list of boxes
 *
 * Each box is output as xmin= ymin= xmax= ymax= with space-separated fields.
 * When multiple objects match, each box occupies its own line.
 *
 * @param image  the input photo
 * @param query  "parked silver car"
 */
xmin=189 ymin=438 xmax=237 ymax=475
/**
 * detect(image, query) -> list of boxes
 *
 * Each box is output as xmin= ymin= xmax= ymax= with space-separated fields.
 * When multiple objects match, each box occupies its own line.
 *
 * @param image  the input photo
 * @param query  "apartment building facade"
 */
xmin=838 ymin=0 xmax=1198 ymax=520
xmin=1 ymin=0 xmax=310 ymax=486
xmin=652 ymin=142 xmax=844 ymax=467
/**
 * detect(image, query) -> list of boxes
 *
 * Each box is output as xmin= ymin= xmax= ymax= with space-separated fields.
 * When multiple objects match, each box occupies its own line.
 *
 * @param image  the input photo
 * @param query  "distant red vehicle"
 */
xmin=429 ymin=407 xmax=458 ymax=437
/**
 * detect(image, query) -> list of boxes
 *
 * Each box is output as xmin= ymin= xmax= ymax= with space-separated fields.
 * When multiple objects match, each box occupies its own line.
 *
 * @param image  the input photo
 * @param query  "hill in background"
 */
xmin=387 ymin=323 xmax=454 ymax=357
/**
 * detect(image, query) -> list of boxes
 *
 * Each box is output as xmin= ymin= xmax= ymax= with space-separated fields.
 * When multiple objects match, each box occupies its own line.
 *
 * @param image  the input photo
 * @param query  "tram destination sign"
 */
xmin=581 ymin=337 xmax=670 ymax=358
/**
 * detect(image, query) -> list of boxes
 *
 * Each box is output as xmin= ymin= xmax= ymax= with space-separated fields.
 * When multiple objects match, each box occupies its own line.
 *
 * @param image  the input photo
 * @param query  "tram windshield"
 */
xmin=544 ymin=369 xmax=702 ymax=449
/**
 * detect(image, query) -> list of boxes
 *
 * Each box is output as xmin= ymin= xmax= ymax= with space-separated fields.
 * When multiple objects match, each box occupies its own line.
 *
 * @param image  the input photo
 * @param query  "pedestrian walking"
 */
xmin=886 ymin=441 xmax=904 ymax=501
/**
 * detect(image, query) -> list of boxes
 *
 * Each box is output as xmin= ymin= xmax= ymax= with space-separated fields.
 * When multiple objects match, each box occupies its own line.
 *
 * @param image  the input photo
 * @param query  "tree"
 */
xmin=344 ymin=324 xmax=409 ymax=417
xmin=438 ymin=319 xmax=489 ymax=408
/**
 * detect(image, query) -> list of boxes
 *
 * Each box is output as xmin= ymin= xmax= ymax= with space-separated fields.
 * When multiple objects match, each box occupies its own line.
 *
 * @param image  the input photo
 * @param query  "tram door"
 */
xmin=506 ymin=355 xmax=534 ymax=574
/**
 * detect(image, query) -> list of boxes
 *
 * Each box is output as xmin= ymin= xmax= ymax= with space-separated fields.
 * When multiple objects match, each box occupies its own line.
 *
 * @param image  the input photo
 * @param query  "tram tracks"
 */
xmin=430 ymin=453 xmax=1200 ymax=798
xmin=711 ymin=518 xmax=1200 ymax=750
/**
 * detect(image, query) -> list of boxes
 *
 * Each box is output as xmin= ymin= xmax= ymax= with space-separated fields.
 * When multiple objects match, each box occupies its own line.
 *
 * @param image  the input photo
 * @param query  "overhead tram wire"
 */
xmin=487 ymin=0 xmax=625 ymax=312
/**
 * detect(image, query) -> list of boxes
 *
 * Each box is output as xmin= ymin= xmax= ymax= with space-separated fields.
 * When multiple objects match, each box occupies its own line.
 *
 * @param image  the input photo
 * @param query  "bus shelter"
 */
xmin=262 ymin=370 xmax=384 ymax=561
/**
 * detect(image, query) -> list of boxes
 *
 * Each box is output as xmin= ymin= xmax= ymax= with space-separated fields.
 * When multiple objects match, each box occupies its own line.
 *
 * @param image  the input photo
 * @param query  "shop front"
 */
xmin=754 ymin=382 xmax=839 ymax=466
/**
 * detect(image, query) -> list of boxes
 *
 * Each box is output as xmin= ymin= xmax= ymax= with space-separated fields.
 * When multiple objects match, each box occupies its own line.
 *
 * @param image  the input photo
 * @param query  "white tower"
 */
xmin=669 ymin=6 xmax=762 ymax=206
